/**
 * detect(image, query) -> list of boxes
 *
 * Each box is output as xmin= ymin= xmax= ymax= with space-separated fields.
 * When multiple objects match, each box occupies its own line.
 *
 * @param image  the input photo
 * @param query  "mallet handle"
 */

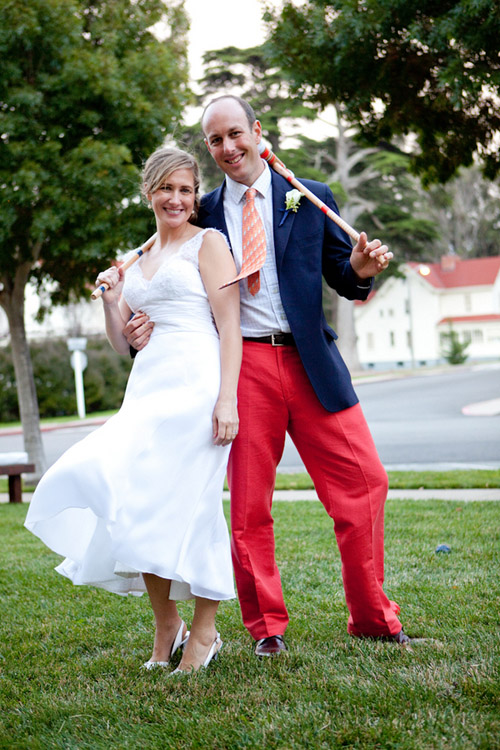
xmin=90 ymin=233 xmax=157 ymax=300
xmin=259 ymin=144 xmax=360 ymax=243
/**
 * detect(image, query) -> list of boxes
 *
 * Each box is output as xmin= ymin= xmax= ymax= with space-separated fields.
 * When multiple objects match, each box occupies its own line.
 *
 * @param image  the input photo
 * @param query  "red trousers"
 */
xmin=227 ymin=342 xmax=402 ymax=640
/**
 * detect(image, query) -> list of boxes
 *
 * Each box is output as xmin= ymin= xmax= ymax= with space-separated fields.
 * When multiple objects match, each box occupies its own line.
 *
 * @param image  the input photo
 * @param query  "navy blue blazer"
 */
xmin=198 ymin=170 xmax=373 ymax=413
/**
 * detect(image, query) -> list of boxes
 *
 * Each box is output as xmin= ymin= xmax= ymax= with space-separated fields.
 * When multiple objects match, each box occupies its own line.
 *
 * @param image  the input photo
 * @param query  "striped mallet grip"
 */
xmin=90 ymin=233 xmax=157 ymax=300
xmin=258 ymin=142 xmax=360 ymax=243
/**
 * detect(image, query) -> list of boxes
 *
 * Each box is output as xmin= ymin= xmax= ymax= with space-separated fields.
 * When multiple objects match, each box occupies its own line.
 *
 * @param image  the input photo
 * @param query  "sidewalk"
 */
xmin=4 ymin=488 xmax=500 ymax=504
xmin=226 ymin=489 xmax=500 ymax=502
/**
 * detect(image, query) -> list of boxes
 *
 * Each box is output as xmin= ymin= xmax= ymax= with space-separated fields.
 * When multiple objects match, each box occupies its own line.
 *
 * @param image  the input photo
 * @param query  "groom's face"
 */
xmin=203 ymin=99 xmax=265 ymax=187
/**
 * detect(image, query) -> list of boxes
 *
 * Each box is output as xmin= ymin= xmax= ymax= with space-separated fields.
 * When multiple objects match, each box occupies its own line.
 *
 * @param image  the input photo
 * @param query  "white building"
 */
xmin=354 ymin=255 xmax=500 ymax=369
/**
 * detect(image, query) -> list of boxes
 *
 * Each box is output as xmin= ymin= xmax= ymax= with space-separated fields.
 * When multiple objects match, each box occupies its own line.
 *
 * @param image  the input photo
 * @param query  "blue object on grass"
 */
xmin=435 ymin=544 xmax=451 ymax=553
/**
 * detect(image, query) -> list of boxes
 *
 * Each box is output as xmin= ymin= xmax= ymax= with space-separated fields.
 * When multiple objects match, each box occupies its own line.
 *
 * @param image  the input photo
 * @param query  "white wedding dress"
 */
xmin=25 ymin=229 xmax=235 ymax=601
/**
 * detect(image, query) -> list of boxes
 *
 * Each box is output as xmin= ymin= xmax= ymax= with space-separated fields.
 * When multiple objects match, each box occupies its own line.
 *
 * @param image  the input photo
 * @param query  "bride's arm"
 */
xmin=95 ymin=266 xmax=134 ymax=355
xmin=199 ymin=231 xmax=242 ymax=447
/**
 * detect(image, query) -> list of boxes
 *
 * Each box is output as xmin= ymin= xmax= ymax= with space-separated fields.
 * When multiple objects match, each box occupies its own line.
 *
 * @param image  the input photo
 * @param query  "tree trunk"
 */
xmin=325 ymin=103 xmax=373 ymax=374
xmin=0 ymin=264 xmax=47 ymax=482
xmin=335 ymin=295 xmax=362 ymax=373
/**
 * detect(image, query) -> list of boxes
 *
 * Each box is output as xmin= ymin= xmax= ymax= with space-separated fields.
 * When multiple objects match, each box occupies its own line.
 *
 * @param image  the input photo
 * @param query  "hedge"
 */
xmin=0 ymin=337 xmax=132 ymax=422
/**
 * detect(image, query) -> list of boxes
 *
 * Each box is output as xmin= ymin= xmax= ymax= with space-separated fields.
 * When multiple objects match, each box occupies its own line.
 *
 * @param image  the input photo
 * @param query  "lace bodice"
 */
xmin=123 ymin=228 xmax=224 ymax=336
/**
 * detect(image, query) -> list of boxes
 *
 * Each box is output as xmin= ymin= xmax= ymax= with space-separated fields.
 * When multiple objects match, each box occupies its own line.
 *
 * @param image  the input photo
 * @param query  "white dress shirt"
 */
xmin=223 ymin=163 xmax=291 ymax=337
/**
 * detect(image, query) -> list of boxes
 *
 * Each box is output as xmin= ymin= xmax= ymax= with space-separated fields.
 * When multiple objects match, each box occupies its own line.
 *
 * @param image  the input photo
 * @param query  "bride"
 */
xmin=25 ymin=147 xmax=241 ymax=674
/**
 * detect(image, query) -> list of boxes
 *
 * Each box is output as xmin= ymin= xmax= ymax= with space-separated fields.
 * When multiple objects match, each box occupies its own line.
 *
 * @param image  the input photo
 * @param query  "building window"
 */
xmin=462 ymin=331 xmax=472 ymax=343
xmin=464 ymin=294 xmax=471 ymax=312
xmin=389 ymin=331 xmax=395 ymax=347
xmin=367 ymin=332 xmax=374 ymax=350
xmin=472 ymin=329 xmax=483 ymax=342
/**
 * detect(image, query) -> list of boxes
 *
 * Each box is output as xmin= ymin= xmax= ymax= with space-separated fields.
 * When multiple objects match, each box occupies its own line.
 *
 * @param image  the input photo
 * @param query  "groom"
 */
xmin=126 ymin=95 xmax=410 ymax=654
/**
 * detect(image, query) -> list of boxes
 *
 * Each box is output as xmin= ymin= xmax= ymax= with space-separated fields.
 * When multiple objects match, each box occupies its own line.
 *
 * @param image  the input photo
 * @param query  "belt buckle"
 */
xmin=271 ymin=333 xmax=284 ymax=346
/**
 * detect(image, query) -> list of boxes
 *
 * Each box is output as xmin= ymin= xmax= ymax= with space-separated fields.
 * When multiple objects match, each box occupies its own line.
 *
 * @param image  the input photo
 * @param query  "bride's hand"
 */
xmin=212 ymin=398 xmax=239 ymax=446
xmin=95 ymin=265 xmax=124 ymax=304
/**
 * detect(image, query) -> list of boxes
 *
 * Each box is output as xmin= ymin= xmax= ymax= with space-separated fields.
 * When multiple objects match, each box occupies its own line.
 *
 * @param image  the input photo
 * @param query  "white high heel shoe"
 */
xmin=142 ymin=620 xmax=190 ymax=670
xmin=170 ymin=632 xmax=222 ymax=676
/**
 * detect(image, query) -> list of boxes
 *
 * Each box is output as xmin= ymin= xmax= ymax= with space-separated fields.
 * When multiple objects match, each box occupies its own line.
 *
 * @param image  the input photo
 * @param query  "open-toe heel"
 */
xmin=142 ymin=620 xmax=189 ymax=670
xmin=170 ymin=632 xmax=222 ymax=676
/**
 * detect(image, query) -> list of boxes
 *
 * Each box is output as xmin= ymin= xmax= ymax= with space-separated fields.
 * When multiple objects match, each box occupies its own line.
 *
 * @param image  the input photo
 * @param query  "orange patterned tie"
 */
xmin=220 ymin=188 xmax=267 ymax=294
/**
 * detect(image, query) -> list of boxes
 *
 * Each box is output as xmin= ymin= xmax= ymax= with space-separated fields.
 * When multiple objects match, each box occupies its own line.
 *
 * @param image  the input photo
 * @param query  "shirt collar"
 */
xmin=225 ymin=161 xmax=272 ymax=204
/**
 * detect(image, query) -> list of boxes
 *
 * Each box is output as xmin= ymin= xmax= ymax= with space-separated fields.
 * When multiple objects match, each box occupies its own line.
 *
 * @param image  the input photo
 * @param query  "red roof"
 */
xmin=438 ymin=314 xmax=500 ymax=325
xmin=408 ymin=256 xmax=500 ymax=288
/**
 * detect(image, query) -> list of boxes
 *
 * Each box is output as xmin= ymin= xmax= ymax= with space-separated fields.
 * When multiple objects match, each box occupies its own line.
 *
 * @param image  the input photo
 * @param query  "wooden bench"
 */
xmin=0 ymin=453 xmax=35 ymax=503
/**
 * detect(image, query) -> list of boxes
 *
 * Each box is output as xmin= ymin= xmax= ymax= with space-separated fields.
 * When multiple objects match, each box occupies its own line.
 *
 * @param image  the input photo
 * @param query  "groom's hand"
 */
xmin=350 ymin=232 xmax=393 ymax=279
xmin=123 ymin=311 xmax=154 ymax=351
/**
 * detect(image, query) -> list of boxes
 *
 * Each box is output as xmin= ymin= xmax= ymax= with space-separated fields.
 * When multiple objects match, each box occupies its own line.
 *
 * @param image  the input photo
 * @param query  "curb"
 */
xmin=0 ymin=418 xmax=109 ymax=436
xmin=461 ymin=398 xmax=500 ymax=417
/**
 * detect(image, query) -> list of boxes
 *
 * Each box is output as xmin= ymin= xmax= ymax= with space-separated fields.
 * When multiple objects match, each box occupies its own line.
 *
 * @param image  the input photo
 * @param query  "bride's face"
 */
xmin=149 ymin=168 xmax=196 ymax=229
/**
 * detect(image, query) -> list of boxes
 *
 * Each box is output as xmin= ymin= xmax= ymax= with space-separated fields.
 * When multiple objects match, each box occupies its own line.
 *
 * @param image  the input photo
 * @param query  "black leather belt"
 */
xmin=243 ymin=333 xmax=295 ymax=347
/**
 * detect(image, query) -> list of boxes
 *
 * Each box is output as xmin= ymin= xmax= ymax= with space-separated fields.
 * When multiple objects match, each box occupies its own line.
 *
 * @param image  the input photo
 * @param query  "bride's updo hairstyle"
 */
xmin=141 ymin=147 xmax=201 ymax=221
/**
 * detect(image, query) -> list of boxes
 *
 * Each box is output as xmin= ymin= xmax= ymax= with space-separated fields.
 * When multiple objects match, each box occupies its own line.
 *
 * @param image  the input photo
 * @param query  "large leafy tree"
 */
xmin=0 ymin=0 xmax=190 ymax=477
xmin=265 ymin=0 xmax=500 ymax=184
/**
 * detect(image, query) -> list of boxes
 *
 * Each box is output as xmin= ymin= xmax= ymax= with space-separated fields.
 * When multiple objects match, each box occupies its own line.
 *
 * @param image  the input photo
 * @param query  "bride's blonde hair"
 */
xmin=141 ymin=147 xmax=201 ymax=220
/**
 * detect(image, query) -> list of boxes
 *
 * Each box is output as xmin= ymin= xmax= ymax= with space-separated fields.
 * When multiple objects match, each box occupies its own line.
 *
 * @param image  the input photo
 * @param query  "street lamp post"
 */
xmin=67 ymin=337 xmax=88 ymax=419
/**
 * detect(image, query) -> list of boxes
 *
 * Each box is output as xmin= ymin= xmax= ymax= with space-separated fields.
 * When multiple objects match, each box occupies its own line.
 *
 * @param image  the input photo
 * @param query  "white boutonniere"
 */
xmin=279 ymin=189 xmax=303 ymax=227
xmin=285 ymin=189 xmax=302 ymax=212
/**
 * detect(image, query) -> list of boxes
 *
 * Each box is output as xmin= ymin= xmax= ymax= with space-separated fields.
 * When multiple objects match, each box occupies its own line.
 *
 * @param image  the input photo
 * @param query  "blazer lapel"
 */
xmin=272 ymin=171 xmax=296 ymax=271
xmin=201 ymin=183 xmax=232 ymax=252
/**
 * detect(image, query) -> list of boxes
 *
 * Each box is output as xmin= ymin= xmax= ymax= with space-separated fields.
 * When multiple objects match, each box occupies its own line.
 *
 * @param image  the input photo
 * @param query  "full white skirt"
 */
xmin=25 ymin=330 xmax=235 ymax=601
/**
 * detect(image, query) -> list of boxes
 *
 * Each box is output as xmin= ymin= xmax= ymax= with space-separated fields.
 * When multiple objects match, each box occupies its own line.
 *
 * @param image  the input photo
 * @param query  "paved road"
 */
xmin=2 ymin=364 xmax=499 ymax=471
xmin=281 ymin=363 xmax=500 ymax=471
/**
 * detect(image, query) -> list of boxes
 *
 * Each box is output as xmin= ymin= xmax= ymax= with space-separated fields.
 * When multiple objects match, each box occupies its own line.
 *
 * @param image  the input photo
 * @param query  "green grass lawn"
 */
xmin=274 ymin=469 xmax=500 ymax=490
xmin=1 ymin=499 xmax=499 ymax=749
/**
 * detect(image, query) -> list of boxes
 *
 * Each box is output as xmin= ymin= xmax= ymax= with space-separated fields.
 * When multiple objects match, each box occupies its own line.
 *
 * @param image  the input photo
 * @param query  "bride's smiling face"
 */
xmin=148 ymin=168 xmax=196 ymax=229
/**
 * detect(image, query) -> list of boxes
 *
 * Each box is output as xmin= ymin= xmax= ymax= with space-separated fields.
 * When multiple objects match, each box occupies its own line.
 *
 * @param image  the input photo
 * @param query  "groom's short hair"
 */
xmin=201 ymin=95 xmax=257 ymax=131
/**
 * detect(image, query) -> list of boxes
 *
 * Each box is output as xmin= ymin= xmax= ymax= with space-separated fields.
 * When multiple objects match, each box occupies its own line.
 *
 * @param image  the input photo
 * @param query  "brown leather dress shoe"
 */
xmin=254 ymin=635 xmax=288 ymax=657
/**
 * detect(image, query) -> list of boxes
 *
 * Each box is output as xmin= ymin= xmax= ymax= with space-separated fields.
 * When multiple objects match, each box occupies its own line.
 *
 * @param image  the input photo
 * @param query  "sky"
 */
xmin=183 ymin=0 xmax=278 ymax=84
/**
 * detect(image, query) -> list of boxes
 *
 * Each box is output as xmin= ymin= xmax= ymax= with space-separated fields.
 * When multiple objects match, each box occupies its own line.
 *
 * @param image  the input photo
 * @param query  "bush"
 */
xmin=0 ymin=337 xmax=132 ymax=422
xmin=441 ymin=325 xmax=469 ymax=365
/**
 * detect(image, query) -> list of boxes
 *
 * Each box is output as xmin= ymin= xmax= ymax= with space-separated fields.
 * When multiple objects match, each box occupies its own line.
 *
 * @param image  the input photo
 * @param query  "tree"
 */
xmin=180 ymin=44 xmax=318 ymax=192
xmin=0 ymin=0 xmax=190 ymax=478
xmin=265 ymin=0 xmax=500 ymax=184
xmin=425 ymin=166 xmax=500 ymax=257
xmin=304 ymin=104 xmax=381 ymax=371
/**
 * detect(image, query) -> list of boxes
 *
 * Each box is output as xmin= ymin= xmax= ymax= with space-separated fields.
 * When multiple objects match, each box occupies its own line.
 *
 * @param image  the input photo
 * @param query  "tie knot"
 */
xmin=245 ymin=188 xmax=257 ymax=203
